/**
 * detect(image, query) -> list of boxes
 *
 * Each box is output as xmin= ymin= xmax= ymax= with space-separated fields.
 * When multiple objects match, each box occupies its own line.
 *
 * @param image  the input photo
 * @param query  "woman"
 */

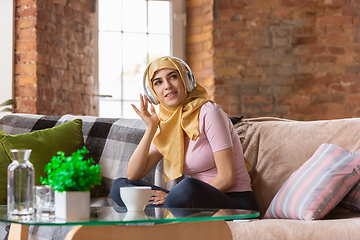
xmin=110 ymin=56 xmax=258 ymax=211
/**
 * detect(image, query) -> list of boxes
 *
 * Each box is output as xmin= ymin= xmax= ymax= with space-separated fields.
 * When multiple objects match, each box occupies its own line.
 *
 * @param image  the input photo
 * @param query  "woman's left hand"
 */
xmin=151 ymin=190 xmax=168 ymax=205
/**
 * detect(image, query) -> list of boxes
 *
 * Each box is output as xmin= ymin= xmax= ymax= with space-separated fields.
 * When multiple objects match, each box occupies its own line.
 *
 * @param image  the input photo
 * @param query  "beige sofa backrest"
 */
xmin=237 ymin=117 xmax=360 ymax=216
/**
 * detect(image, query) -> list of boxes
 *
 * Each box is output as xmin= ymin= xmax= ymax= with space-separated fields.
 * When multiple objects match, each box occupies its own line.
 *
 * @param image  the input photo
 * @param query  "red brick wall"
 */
xmin=14 ymin=0 xmax=96 ymax=116
xmin=188 ymin=0 xmax=360 ymax=120
xmin=13 ymin=0 xmax=360 ymax=120
xmin=186 ymin=0 xmax=215 ymax=100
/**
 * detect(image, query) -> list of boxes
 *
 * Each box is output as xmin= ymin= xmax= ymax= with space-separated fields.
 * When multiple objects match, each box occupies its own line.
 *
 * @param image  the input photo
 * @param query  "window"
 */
xmin=97 ymin=0 xmax=185 ymax=118
xmin=0 ymin=1 xmax=14 ymax=118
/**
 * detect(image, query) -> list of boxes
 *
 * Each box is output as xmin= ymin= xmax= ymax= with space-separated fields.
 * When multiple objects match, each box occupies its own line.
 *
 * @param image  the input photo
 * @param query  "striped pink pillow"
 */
xmin=339 ymin=180 xmax=360 ymax=212
xmin=265 ymin=143 xmax=360 ymax=220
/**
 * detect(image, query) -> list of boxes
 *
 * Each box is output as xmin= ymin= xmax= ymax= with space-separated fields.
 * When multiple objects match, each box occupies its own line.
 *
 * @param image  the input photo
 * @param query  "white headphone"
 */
xmin=143 ymin=56 xmax=197 ymax=105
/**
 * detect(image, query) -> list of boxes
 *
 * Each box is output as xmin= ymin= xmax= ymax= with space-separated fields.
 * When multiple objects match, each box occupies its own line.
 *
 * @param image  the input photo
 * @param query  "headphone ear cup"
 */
xmin=184 ymin=71 xmax=196 ymax=92
xmin=145 ymin=84 xmax=159 ymax=105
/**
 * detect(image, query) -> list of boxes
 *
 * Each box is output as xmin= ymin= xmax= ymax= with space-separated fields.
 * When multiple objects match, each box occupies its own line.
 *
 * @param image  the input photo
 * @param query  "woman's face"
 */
xmin=152 ymin=68 xmax=186 ymax=108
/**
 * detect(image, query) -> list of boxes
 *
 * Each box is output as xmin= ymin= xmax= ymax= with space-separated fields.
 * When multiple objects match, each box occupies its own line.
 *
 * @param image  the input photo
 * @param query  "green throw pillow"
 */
xmin=0 ymin=119 xmax=84 ymax=187
xmin=0 ymin=129 xmax=12 ymax=204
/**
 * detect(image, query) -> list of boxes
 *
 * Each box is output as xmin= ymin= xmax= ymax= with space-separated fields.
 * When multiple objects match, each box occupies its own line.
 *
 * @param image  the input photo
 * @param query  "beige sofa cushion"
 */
xmin=227 ymin=216 xmax=360 ymax=240
xmin=237 ymin=117 xmax=360 ymax=217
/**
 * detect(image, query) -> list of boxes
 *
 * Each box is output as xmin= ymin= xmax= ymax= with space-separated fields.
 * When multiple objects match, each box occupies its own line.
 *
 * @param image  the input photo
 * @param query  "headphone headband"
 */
xmin=170 ymin=56 xmax=194 ymax=79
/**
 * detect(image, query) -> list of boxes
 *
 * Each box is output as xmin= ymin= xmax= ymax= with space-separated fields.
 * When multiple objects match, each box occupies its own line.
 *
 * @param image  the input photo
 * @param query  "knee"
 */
xmin=164 ymin=178 xmax=204 ymax=208
xmin=177 ymin=178 xmax=204 ymax=193
xmin=112 ymin=177 xmax=128 ymax=186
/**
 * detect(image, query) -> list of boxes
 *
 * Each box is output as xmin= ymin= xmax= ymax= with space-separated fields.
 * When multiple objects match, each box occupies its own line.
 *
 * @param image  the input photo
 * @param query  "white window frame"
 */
xmin=0 ymin=1 xmax=15 ymax=117
xmin=93 ymin=0 xmax=186 ymax=117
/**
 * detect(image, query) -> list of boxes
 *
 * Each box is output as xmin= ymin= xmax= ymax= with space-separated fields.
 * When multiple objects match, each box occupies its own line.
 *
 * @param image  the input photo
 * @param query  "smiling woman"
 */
xmin=110 ymin=56 xmax=259 ymax=213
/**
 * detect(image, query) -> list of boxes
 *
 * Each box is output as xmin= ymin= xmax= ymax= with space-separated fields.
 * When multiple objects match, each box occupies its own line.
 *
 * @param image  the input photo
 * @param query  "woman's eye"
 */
xmin=154 ymin=80 xmax=161 ymax=86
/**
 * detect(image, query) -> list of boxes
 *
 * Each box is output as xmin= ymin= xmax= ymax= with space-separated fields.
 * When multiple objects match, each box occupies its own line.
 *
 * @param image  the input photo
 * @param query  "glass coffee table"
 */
xmin=0 ymin=205 xmax=259 ymax=240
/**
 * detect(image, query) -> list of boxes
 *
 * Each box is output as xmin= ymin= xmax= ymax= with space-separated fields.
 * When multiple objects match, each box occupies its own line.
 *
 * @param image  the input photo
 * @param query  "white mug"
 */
xmin=120 ymin=186 xmax=152 ymax=211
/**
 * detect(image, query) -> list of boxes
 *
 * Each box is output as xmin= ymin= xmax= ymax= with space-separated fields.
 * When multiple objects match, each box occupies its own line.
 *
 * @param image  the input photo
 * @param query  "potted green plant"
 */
xmin=41 ymin=146 xmax=102 ymax=220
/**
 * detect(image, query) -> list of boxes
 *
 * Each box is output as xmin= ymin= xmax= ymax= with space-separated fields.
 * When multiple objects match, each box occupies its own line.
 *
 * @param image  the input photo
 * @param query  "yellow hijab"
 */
xmin=145 ymin=57 xmax=209 ymax=182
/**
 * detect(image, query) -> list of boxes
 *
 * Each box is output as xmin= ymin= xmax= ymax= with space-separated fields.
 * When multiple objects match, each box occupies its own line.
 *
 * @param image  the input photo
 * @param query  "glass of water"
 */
xmin=35 ymin=185 xmax=55 ymax=218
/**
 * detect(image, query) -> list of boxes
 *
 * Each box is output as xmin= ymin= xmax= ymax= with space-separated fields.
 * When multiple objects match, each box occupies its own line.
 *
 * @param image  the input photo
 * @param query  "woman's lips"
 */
xmin=165 ymin=92 xmax=176 ymax=98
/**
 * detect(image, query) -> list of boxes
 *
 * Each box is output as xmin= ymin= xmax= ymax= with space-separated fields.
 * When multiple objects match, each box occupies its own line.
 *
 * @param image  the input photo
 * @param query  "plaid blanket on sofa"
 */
xmin=0 ymin=113 xmax=156 ymax=240
xmin=0 ymin=113 xmax=155 ymax=190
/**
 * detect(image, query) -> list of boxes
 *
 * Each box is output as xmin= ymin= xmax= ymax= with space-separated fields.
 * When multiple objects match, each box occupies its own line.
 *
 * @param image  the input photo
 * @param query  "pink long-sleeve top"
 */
xmin=150 ymin=102 xmax=252 ymax=193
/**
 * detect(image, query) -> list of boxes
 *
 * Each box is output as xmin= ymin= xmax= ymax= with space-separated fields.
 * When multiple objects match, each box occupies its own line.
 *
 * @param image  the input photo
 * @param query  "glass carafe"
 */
xmin=7 ymin=149 xmax=35 ymax=216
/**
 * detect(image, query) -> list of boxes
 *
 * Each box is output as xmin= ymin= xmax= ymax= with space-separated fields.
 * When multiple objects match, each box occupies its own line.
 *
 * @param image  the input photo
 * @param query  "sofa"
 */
xmin=1 ymin=113 xmax=360 ymax=240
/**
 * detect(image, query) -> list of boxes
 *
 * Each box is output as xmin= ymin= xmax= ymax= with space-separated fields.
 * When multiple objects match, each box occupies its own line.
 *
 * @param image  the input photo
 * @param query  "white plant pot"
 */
xmin=55 ymin=191 xmax=90 ymax=220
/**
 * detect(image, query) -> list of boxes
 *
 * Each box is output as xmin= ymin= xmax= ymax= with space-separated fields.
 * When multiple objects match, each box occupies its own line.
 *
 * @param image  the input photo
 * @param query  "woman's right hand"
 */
xmin=127 ymin=95 xmax=162 ymax=181
xmin=131 ymin=94 xmax=160 ymax=129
